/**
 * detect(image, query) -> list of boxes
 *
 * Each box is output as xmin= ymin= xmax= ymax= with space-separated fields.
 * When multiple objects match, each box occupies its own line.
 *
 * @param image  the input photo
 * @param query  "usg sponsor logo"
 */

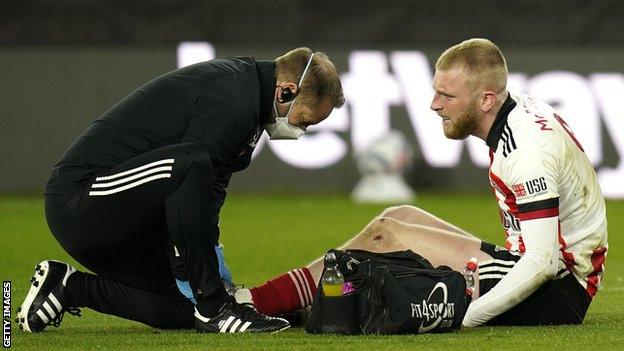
xmin=410 ymin=282 xmax=455 ymax=333
xmin=513 ymin=177 xmax=548 ymax=198
xmin=525 ymin=177 xmax=548 ymax=195
xmin=512 ymin=183 xmax=527 ymax=197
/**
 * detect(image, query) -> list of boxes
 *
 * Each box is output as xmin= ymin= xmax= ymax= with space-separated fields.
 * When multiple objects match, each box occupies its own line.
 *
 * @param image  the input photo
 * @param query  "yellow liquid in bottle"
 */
xmin=322 ymin=283 xmax=343 ymax=297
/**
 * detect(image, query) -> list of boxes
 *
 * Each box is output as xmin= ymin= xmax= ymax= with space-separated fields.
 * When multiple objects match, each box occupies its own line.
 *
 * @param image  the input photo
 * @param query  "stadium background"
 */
xmin=2 ymin=1 xmax=624 ymax=350
xmin=2 ymin=0 xmax=624 ymax=197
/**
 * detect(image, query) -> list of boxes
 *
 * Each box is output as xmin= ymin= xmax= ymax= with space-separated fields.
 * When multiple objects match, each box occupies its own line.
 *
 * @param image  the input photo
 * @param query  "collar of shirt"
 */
xmin=256 ymin=60 xmax=277 ymax=125
xmin=486 ymin=93 xmax=517 ymax=151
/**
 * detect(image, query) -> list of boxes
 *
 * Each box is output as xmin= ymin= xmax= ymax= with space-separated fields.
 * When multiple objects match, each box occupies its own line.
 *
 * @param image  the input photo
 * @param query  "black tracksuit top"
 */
xmin=45 ymin=57 xmax=276 ymax=195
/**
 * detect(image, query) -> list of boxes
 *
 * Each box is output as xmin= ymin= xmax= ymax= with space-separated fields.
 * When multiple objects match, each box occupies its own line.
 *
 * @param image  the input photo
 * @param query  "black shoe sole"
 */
xmin=16 ymin=261 xmax=51 ymax=332
xmin=16 ymin=260 xmax=74 ymax=333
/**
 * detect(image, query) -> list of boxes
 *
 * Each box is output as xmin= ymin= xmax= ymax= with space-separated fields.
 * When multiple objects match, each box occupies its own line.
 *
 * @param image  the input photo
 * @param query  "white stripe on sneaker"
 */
xmin=219 ymin=316 xmax=236 ymax=333
xmin=36 ymin=310 xmax=50 ymax=324
xmin=48 ymin=293 xmax=63 ymax=313
xmin=194 ymin=308 xmax=210 ymax=323
xmin=238 ymin=321 xmax=252 ymax=332
xmin=229 ymin=319 xmax=242 ymax=333
xmin=95 ymin=159 xmax=175 ymax=181
xmin=91 ymin=166 xmax=173 ymax=188
xmin=42 ymin=302 xmax=56 ymax=319
xmin=89 ymin=174 xmax=171 ymax=196
xmin=287 ymin=271 xmax=305 ymax=307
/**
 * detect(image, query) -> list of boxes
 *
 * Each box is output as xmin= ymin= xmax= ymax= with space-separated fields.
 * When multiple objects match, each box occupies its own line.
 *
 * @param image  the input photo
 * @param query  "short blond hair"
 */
xmin=275 ymin=47 xmax=345 ymax=108
xmin=435 ymin=38 xmax=508 ymax=93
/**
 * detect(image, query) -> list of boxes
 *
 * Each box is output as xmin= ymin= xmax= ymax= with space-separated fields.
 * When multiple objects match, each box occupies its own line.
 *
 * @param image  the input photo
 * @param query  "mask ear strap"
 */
xmin=272 ymin=53 xmax=315 ymax=119
xmin=297 ymin=53 xmax=315 ymax=88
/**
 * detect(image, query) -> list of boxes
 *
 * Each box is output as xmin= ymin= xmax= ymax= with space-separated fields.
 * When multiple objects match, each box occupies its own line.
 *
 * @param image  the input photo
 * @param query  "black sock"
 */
xmin=196 ymin=287 xmax=229 ymax=318
xmin=64 ymin=271 xmax=85 ymax=307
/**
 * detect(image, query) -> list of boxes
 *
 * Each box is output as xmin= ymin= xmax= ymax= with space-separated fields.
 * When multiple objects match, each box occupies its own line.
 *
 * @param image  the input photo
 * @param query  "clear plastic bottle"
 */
xmin=321 ymin=252 xmax=345 ymax=297
xmin=463 ymin=257 xmax=480 ymax=300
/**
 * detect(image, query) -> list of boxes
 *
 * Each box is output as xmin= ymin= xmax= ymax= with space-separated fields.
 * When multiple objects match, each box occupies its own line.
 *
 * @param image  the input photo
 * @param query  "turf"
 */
xmin=1 ymin=193 xmax=623 ymax=350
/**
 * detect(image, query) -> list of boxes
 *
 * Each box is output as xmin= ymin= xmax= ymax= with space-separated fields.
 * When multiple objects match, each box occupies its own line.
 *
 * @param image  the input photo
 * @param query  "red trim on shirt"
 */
xmin=586 ymin=247 xmax=607 ymax=298
xmin=518 ymin=207 xmax=559 ymax=221
xmin=518 ymin=235 xmax=526 ymax=253
xmin=557 ymin=222 xmax=576 ymax=270
xmin=490 ymin=169 xmax=520 ymax=250
xmin=489 ymin=170 xmax=518 ymax=214
xmin=504 ymin=241 xmax=512 ymax=250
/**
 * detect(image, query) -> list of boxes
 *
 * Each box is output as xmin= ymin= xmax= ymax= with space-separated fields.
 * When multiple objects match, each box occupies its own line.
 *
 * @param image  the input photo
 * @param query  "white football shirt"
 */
xmin=487 ymin=93 xmax=608 ymax=298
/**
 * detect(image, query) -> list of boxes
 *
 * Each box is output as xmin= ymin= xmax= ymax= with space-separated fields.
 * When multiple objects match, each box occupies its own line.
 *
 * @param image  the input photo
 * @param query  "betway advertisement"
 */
xmin=178 ymin=43 xmax=624 ymax=199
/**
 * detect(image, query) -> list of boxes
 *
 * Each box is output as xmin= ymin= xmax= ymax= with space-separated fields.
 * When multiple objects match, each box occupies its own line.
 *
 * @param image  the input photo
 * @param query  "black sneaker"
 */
xmin=16 ymin=260 xmax=81 ymax=332
xmin=278 ymin=306 xmax=311 ymax=327
xmin=194 ymin=297 xmax=290 ymax=333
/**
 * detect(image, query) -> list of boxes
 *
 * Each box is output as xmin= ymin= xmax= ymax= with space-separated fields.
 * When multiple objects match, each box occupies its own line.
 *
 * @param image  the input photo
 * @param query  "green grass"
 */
xmin=1 ymin=193 xmax=623 ymax=350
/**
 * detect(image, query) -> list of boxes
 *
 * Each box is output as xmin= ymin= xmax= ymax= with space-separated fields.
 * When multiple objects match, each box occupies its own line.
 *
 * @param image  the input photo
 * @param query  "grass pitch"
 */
xmin=1 ymin=193 xmax=623 ymax=350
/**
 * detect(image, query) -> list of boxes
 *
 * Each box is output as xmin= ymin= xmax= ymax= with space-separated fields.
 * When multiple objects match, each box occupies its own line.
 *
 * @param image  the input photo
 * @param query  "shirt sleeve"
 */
xmin=463 ymin=216 xmax=559 ymax=326
xmin=503 ymin=145 xmax=560 ymax=219
xmin=463 ymin=146 xmax=561 ymax=326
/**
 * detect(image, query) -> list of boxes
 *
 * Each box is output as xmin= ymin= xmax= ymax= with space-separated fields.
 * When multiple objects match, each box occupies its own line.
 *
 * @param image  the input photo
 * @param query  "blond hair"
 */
xmin=435 ymin=38 xmax=508 ymax=93
xmin=275 ymin=47 xmax=345 ymax=108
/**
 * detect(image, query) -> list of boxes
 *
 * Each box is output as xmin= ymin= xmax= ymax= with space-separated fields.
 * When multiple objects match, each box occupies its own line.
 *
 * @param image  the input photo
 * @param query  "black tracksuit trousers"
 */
xmin=45 ymin=143 xmax=227 ymax=329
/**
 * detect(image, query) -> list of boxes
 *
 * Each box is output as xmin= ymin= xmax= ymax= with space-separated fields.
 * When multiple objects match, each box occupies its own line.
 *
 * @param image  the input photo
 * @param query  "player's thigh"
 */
xmin=340 ymin=217 xmax=490 ymax=271
xmin=377 ymin=205 xmax=475 ymax=238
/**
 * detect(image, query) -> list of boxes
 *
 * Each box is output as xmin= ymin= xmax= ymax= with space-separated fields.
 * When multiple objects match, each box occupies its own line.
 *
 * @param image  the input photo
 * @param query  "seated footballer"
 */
xmin=17 ymin=38 xmax=607 ymax=330
xmin=235 ymin=38 xmax=608 ymax=327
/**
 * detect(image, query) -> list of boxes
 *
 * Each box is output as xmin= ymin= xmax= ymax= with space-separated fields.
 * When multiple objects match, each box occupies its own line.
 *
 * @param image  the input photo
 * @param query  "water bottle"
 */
xmin=463 ymin=257 xmax=480 ymax=300
xmin=321 ymin=252 xmax=345 ymax=297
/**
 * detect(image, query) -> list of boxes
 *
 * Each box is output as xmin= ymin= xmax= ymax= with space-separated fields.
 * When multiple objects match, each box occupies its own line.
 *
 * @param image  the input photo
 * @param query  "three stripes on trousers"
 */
xmin=89 ymin=159 xmax=174 ymax=196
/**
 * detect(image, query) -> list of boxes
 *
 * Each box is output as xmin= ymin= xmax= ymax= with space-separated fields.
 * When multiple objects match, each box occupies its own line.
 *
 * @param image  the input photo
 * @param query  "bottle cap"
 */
xmin=466 ymin=258 xmax=478 ymax=271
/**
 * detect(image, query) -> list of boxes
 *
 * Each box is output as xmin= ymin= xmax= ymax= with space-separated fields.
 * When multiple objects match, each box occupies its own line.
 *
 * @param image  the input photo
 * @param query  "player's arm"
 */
xmin=463 ymin=147 xmax=560 ymax=327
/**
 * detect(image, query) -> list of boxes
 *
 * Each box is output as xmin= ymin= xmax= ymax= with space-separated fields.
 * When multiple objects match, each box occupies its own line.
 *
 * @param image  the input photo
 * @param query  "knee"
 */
xmin=175 ymin=145 xmax=213 ymax=175
xmin=379 ymin=205 xmax=420 ymax=219
xmin=378 ymin=205 xmax=401 ymax=218
xmin=362 ymin=217 xmax=398 ymax=244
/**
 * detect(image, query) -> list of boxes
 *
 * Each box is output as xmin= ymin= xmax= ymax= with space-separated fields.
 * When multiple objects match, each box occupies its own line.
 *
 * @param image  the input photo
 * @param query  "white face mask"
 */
xmin=263 ymin=53 xmax=315 ymax=140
